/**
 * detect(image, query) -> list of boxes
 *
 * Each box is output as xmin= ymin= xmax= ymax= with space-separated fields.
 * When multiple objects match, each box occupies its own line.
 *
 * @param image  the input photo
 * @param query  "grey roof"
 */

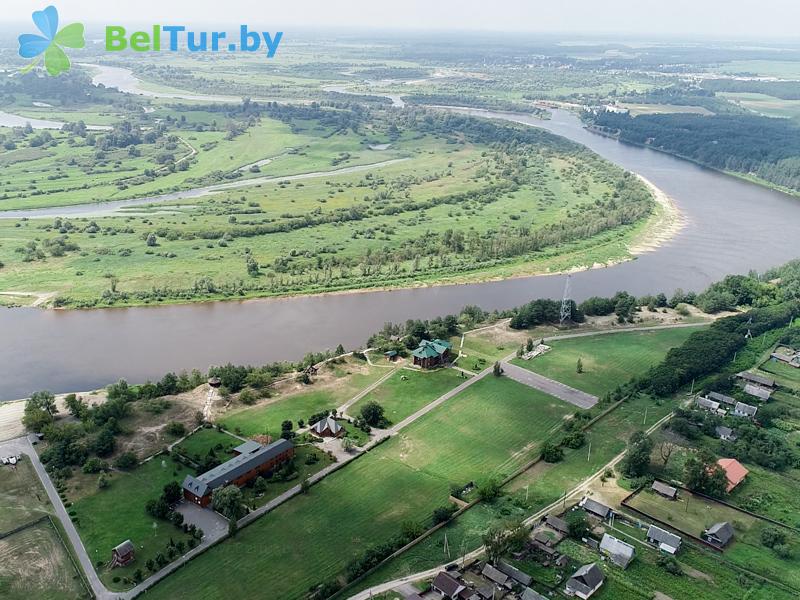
xmin=647 ymin=525 xmax=681 ymax=550
xmin=481 ymin=563 xmax=509 ymax=586
xmin=651 ymin=481 xmax=678 ymax=498
xmin=432 ymin=571 xmax=464 ymax=597
xmin=546 ymin=514 xmax=569 ymax=533
xmin=737 ymin=372 xmax=775 ymax=388
xmin=233 ymin=440 xmax=261 ymax=455
xmin=734 ymin=401 xmax=758 ymax=417
xmin=704 ymin=521 xmax=734 ymax=546
xmin=581 ymin=497 xmax=612 ymax=519
xmin=696 ymin=396 xmax=720 ymax=411
xmin=310 ymin=416 xmax=342 ymax=435
xmin=715 ymin=425 xmax=737 ymax=441
xmin=182 ymin=438 xmax=293 ymax=498
xmin=743 ymin=384 xmax=771 ymax=401
xmin=497 ymin=560 xmax=532 ymax=586
xmin=567 ymin=563 xmax=604 ymax=596
xmin=521 ymin=588 xmax=548 ymax=600
xmin=599 ymin=534 xmax=635 ymax=568
xmin=708 ymin=391 xmax=736 ymax=406
xmin=113 ymin=539 xmax=134 ymax=555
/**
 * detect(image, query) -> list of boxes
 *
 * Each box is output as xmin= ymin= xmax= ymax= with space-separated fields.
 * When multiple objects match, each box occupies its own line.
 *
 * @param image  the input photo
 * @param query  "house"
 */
xmin=646 ymin=525 xmax=682 ymax=554
xmin=412 ymin=339 xmax=452 ymax=368
xmin=715 ymin=426 xmax=737 ymax=442
xmin=498 ymin=559 xmax=533 ymax=586
xmin=546 ymin=514 xmax=570 ymax=535
xmin=182 ymin=438 xmax=294 ymax=507
xmin=565 ymin=563 xmax=604 ymax=599
xmin=771 ymin=348 xmax=800 ymax=368
xmin=384 ymin=350 xmax=398 ymax=362
xmin=732 ymin=401 xmax=758 ymax=419
xmin=521 ymin=589 xmax=548 ymax=600
xmin=707 ymin=391 xmax=736 ymax=407
xmin=432 ymin=571 xmax=465 ymax=598
xmin=743 ymin=384 xmax=771 ymax=401
xmin=110 ymin=540 xmax=135 ymax=567
xmin=696 ymin=396 xmax=721 ymax=412
xmin=580 ymin=497 xmax=612 ymax=520
xmin=599 ymin=533 xmax=635 ymax=569
xmin=737 ymin=372 xmax=776 ymax=388
xmin=310 ymin=415 xmax=344 ymax=437
xmin=651 ymin=481 xmax=678 ymax=500
xmin=703 ymin=521 xmax=735 ymax=548
xmin=481 ymin=563 xmax=510 ymax=588
xmin=717 ymin=458 xmax=748 ymax=492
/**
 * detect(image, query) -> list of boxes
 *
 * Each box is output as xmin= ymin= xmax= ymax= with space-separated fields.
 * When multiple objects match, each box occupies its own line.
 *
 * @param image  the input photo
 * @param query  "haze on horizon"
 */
xmin=1 ymin=0 xmax=799 ymax=39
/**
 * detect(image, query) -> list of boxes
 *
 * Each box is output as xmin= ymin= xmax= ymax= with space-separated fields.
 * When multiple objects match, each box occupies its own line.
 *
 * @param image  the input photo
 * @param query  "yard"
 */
xmin=172 ymin=427 xmax=241 ymax=460
xmin=511 ymin=327 xmax=701 ymax=396
xmin=0 ymin=458 xmax=51 ymax=533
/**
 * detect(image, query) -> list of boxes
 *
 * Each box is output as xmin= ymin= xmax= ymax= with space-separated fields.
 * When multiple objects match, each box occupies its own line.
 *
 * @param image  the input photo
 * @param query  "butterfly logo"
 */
xmin=18 ymin=6 xmax=85 ymax=76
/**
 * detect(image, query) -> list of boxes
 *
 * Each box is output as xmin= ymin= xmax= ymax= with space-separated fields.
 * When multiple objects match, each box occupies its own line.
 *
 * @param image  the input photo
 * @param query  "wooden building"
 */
xmin=111 ymin=539 xmax=135 ymax=568
xmin=412 ymin=339 xmax=452 ymax=368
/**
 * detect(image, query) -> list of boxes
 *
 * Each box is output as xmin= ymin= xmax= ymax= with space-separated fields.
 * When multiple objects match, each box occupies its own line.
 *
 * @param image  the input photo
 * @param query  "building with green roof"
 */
xmin=411 ymin=338 xmax=452 ymax=368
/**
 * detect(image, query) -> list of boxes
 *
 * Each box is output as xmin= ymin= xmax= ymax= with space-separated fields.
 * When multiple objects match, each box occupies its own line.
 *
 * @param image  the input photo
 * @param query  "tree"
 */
xmin=493 ymin=361 xmax=504 ymax=377
xmin=576 ymin=358 xmax=584 ymax=374
xmin=162 ymin=481 xmax=182 ymax=504
xmin=300 ymin=477 xmax=311 ymax=494
xmin=64 ymin=394 xmax=88 ymax=420
xmin=246 ymin=254 xmax=260 ymax=277
xmin=254 ymin=476 xmax=268 ymax=494
xmin=541 ymin=442 xmax=564 ymax=463
xmin=432 ymin=504 xmax=457 ymax=524
xmin=23 ymin=391 xmax=57 ymax=431
xmin=684 ymin=450 xmax=728 ymax=496
xmin=211 ymin=485 xmax=245 ymax=521
xmin=659 ymin=441 xmax=676 ymax=468
xmin=621 ymin=431 xmax=654 ymax=478
xmin=526 ymin=338 xmax=534 ymax=352
xmin=98 ymin=474 xmax=110 ymax=489
xmin=342 ymin=437 xmax=356 ymax=453
xmin=165 ymin=421 xmax=186 ymax=437
xmin=146 ymin=232 xmax=157 ymax=247
xmin=114 ymin=451 xmax=138 ymax=470
xmin=565 ymin=510 xmax=589 ymax=540
xmin=359 ymin=401 xmax=387 ymax=427
xmin=482 ymin=519 xmax=527 ymax=563
xmin=477 ymin=478 xmax=502 ymax=502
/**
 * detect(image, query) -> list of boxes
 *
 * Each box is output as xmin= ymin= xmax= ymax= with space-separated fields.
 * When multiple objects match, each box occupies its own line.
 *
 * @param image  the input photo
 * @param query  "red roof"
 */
xmin=717 ymin=458 xmax=748 ymax=492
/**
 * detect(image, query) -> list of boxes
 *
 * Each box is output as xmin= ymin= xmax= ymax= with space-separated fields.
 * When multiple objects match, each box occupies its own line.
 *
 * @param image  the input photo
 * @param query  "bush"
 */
xmin=541 ymin=442 xmax=564 ymax=463
xmin=657 ymin=554 xmax=683 ymax=575
xmin=165 ymin=422 xmax=187 ymax=437
xmin=114 ymin=452 xmax=138 ymax=470
xmin=432 ymin=504 xmax=458 ymax=524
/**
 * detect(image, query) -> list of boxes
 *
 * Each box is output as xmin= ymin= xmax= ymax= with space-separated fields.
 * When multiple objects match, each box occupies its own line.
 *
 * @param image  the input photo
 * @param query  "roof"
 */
xmin=310 ymin=416 xmax=342 ymax=436
xmin=498 ymin=560 xmax=532 ymax=586
xmin=481 ymin=563 xmax=509 ymax=586
xmin=384 ymin=350 xmax=398 ymax=356
xmin=651 ymin=481 xmax=678 ymax=498
xmin=599 ymin=534 xmax=635 ymax=568
xmin=521 ymin=588 xmax=548 ymax=600
xmin=546 ymin=514 xmax=569 ymax=533
xmin=113 ymin=540 xmax=134 ymax=556
xmin=737 ymin=372 xmax=775 ymax=388
xmin=708 ymin=391 xmax=736 ymax=406
xmin=432 ymin=571 xmax=464 ymax=597
xmin=581 ymin=497 xmax=611 ymax=519
xmin=696 ymin=397 xmax=720 ymax=411
xmin=567 ymin=563 xmax=604 ymax=596
xmin=182 ymin=438 xmax=293 ymax=498
xmin=733 ymin=401 xmax=758 ymax=417
xmin=717 ymin=458 xmax=748 ymax=492
xmin=233 ymin=440 xmax=261 ymax=455
xmin=405 ymin=595 xmax=424 ymax=600
xmin=646 ymin=525 xmax=681 ymax=550
xmin=715 ymin=426 xmax=737 ymax=441
xmin=704 ymin=521 xmax=734 ymax=546
xmin=411 ymin=338 xmax=451 ymax=359
xmin=743 ymin=384 xmax=771 ymax=401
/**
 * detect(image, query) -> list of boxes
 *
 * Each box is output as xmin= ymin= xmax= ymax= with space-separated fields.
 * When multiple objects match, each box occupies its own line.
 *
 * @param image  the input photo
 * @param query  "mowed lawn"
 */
xmin=349 ymin=368 xmax=468 ymax=424
xmin=145 ymin=377 xmax=572 ymax=599
xmin=512 ymin=327 xmax=700 ymax=396
xmin=172 ymin=427 xmax=241 ymax=459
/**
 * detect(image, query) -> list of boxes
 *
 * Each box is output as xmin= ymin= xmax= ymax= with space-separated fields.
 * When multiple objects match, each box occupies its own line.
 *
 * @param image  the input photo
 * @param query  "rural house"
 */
xmin=651 ymin=481 xmax=678 ymax=500
xmin=111 ymin=539 xmax=135 ymax=567
xmin=482 ymin=563 xmax=511 ymax=588
xmin=771 ymin=347 xmax=800 ymax=368
xmin=708 ymin=391 xmax=736 ymax=407
xmin=737 ymin=372 xmax=775 ymax=388
xmin=696 ymin=396 xmax=721 ymax=413
xmin=521 ymin=589 xmax=548 ymax=600
xmin=432 ymin=571 xmax=465 ymax=598
xmin=498 ymin=560 xmax=533 ymax=586
xmin=580 ymin=497 xmax=612 ymax=520
xmin=703 ymin=521 xmax=735 ymax=548
xmin=599 ymin=533 xmax=635 ymax=568
xmin=565 ymin=563 xmax=604 ymax=599
xmin=412 ymin=339 xmax=452 ymax=368
xmin=646 ymin=525 xmax=682 ymax=554
xmin=715 ymin=425 xmax=737 ymax=442
xmin=182 ymin=438 xmax=295 ymax=507
xmin=717 ymin=458 xmax=748 ymax=492
xmin=732 ymin=401 xmax=758 ymax=419
xmin=545 ymin=514 xmax=570 ymax=535
xmin=310 ymin=415 xmax=344 ymax=437
xmin=743 ymin=384 xmax=771 ymax=401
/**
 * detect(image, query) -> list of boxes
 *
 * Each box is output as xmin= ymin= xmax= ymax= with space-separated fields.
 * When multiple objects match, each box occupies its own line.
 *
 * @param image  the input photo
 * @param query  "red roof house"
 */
xmin=717 ymin=458 xmax=748 ymax=492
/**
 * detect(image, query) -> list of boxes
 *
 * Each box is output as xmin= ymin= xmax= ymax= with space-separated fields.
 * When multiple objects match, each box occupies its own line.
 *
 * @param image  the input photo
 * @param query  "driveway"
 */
xmin=501 ymin=362 xmax=598 ymax=409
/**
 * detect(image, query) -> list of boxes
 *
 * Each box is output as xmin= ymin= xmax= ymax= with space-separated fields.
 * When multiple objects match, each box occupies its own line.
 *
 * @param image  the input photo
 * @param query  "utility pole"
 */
xmin=643 ymin=406 xmax=648 ymax=426
xmin=587 ymin=441 xmax=591 ymax=462
xmin=525 ymin=484 xmax=529 ymax=502
xmin=690 ymin=378 xmax=695 ymax=394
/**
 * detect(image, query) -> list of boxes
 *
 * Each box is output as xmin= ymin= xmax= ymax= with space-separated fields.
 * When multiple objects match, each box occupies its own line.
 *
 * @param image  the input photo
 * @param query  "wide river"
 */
xmin=1 ymin=98 xmax=799 ymax=399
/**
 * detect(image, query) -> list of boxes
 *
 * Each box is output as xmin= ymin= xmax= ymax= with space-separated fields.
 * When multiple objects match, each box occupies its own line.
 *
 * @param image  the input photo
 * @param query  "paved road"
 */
xmin=501 ymin=361 xmax=598 ymax=409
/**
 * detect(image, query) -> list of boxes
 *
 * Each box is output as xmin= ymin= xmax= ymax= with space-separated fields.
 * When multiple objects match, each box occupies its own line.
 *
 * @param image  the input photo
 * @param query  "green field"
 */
xmin=69 ymin=457 xmax=194 ymax=590
xmin=144 ymin=376 xmax=572 ymax=599
xmin=759 ymin=358 xmax=800 ymax=389
xmin=172 ymin=427 xmax=241 ymax=459
xmin=349 ymin=368 xmax=468 ymax=424
xmin=512 ymin=327 xmax=701 ymax=396
xmin=0 ymin=458 xmax=51 ymax=532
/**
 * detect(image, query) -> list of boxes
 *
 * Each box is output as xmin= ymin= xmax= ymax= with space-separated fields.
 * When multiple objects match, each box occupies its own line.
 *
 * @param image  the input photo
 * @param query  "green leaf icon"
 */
xmin=44 ymin=44 xmax=70 ymax=76
xmin=54 ymin=23 xmax=85 ymax=49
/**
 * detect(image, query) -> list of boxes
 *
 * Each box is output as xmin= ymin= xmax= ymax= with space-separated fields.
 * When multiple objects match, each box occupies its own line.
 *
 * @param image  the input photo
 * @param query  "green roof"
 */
xmin=412 ymin=339 xmax=451 ymax=359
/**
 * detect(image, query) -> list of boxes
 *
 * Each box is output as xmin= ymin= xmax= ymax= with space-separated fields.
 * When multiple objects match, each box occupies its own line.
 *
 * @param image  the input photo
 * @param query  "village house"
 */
xmin=580 ymin=497 xmax=612 ymax=521
xmin=411 ymin=338 xmax=452 ymax=368
xmin=310 ymin=415 xmax=344 ymax=437
xmin=651 ymin=480 xmax=678 ymax=500
xmin=696 ymin=396 xmax=721 ymax=413
xmin=599 ymin=533 xmax=635 ymax=569
xmin=737 ymin=371 xmax=776 ymax=388
xmin=707 ymin=391 xmax=737 ymax=407
xmin=732 ymin=401 xmax=758 ymax=419
xmin=565 ymin=563 xmax=604 ymax=599
xmin=771 ymin=347 xmax=800 ymax=368
xmin=182 ymin=438 xmax=295 ymax=507
xmin=432 ymin=571 xmax=465 ymax=598
xmin=743 ymin=384 xmax=772 ymax=401
xmin=545 ymin=514 xmax=570 ymax=536
xmin=497 ymin=560 xmax=533 ymax=587
xmin=110 ymin=539 xmax=135 ymax=568
xmin=521 ymin=588 xmax=548 ymax=600
xmin=703 ymin=521 xmax=735 ymax=548
xmin=717 ymin=458 xmax=748 ymax=492
xmin=646 ymin=525 xmax=682 ymax=554
xmin=715 ymin=425 xmax=737 ymax=442
xmin=481 ymin=563 xmax=511 ymax=589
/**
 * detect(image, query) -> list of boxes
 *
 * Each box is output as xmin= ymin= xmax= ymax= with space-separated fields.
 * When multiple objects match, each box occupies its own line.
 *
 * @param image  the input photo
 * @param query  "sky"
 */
xmin=2 ymin=0 xmax=800 ymax=39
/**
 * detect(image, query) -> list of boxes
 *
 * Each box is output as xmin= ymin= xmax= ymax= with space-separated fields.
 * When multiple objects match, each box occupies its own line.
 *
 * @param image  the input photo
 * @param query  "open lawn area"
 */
xmin=0 ymin=457 xmax=51 ymax=533
xmin=511 ymin=327 xmax=700 ymax=396
xmin=143 ymin=374 xmax=573 ymax=599
xmin=69 ymin=457 xmax=195 ymax=590
xmin=0 ymin=520 xmax=90 ymax=600
xmin=349 ymin=368 xmax=468 ymax=424
xmin=172 ymin=427 xmax=241 ymax=460
xmin=759 ymin=359 xmax=800 ymax=389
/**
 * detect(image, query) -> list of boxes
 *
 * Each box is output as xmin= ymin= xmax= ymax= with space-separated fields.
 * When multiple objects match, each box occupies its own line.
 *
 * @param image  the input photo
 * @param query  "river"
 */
xmin=1 ymin=102 xmax=798 ymax=400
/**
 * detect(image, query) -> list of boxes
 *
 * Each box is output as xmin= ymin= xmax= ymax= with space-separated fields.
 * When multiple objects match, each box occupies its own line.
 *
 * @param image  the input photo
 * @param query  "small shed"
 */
xmin=580 ymin=497 xmax=612 ymax=520
xmin=715 ymin=426 xmax=737 ymax=442
xmin=651 ymin=481 xmax=678 ymax=500
xmin=111 ymin=539 xmax=135 ymax=567
xmin=546 ymin=514 xmax=570 ymax=535
xmin=703 ymin=522 xmax=735 ymax=548
xmin=384 ymin=350 xmax=398 ymax=362
xmin=646 ymin=525 xmax=681 ymax=554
